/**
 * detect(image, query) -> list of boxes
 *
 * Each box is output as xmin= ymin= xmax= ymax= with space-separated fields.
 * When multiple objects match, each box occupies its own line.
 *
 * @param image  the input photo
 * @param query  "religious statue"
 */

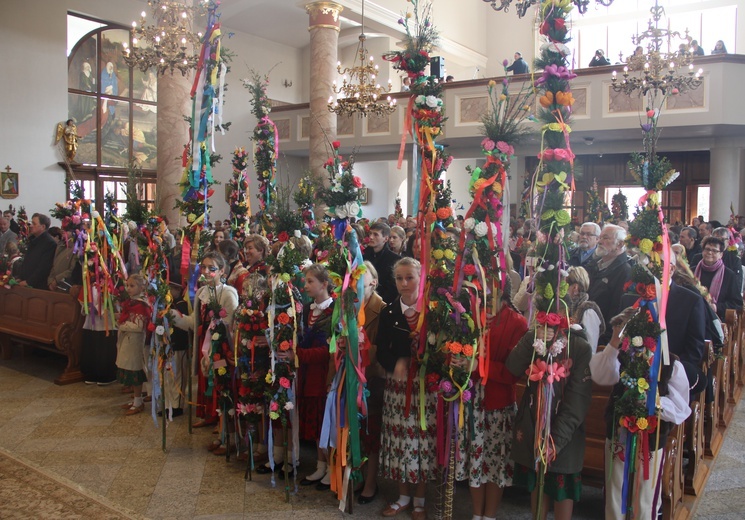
xmin=55 ymin=119 xmax=79 ymax=162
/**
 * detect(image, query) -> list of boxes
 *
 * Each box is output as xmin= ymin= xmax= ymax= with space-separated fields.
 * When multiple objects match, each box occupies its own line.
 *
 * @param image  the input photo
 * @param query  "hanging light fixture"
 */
xmin=611 ymin=0 xmax=703 ymax=97
xmin=328 ymin=0 xmax=396 ymax=117
xmin=122 ymin=0 xmax=208 ymax=76
xmin=482 ymin=0 xmax=615 ymax=18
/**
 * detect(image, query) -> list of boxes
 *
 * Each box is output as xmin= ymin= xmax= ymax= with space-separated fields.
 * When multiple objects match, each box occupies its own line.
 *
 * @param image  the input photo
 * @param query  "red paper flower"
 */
xmin=332 ymin=141 xmax=341 ymax=149
xmin=277 ymin=313 xmax=290 ymax=325
xmin=278 ymin=231 xmax=289 ymax=242
xmin=463 ymin=264 xmax=477 ymax=276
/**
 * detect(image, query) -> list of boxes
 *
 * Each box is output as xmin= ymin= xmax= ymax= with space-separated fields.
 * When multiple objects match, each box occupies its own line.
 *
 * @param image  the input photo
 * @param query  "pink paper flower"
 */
xmin=496 ymin=141 xmax=514 ymax=156
xmin=481 ymin=138 xmax=496 ymax=151
xmin=279 ymin=377 xmax=291 ymax=389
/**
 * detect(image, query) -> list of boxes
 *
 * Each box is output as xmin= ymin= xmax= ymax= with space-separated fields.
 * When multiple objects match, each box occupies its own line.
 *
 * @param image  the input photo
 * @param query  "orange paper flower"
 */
xmin=277 ymin=313 xmax=290 ymax=325
xmin=462 ymin=344 xmax=474 ymax=357
xmin=436 ymin=207 xmax=452 ymax=220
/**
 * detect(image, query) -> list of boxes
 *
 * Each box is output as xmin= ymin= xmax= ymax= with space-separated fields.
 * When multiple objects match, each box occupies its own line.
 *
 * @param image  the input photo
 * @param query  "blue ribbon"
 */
xmin=641 ymin=299 xmax=662 ymax=416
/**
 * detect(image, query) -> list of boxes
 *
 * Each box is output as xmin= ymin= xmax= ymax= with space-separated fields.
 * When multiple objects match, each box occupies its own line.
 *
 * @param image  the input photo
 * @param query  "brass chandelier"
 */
xmin=482 ymin=0 xmax=615 ymax=18
xmin=328 ymin=0 xmax=396 ymax=117
xmin=122 ymin=0 xmax=207 ymax=76
xmin=611 ymin=0 xmax=703 ymax=97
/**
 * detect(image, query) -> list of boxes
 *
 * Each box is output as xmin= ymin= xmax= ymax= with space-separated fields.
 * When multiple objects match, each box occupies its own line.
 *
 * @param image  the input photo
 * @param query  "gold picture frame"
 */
xmin=1 ymin=166 xmax=19 ymax=199
xmin=359 ymin=187 xmax=369 ymax=205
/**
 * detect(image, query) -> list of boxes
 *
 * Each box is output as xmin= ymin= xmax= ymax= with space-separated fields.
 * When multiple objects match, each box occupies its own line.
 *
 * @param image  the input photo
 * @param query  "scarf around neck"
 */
xmin=695 ymin=258 xmax=725 ymax=304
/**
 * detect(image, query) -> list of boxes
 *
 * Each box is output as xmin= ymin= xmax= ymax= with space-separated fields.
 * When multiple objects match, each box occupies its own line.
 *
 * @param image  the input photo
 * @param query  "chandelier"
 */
xmin=122 ymin=0 xmax=207 ymax=76
xmin=328 ymin=0 xmax=396 ymax=117
xmin=611 ymin=0 xmax=703 ymax=97
xmin=482 ymin=0 xmax=615 ymax=18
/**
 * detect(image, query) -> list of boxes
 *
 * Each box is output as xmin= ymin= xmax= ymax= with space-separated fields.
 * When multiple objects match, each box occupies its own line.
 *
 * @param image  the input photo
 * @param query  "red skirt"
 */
xmin=298 ymin=395 xmax=325 ymax=442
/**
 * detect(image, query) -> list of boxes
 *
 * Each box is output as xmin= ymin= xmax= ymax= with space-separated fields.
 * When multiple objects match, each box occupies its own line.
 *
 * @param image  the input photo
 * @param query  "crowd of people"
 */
xmin=2 ymin=204 xmax=745 ymax=520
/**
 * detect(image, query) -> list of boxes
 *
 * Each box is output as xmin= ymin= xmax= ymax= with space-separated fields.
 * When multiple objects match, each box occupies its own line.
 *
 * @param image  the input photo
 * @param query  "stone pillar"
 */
xmin=709 ymin=145 xmax=745 ymax=222
xmin=156 ymin=0 xmax=193 ymax=227
xmin=306 ymin=2 xmax=342 ymax=179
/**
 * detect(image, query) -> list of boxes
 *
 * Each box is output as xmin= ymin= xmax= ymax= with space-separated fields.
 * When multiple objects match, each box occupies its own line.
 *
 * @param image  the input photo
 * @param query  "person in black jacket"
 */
xmin=586 ymin=224 xmax=632 ymax=345
xmin=18 ymin=213 xmax=57 ymax=290
xmin=588 ymin=49 xmax=611 ymax=67
xmin=694 ymin=236 xmax=743 ymax=320
xmin=506 ymin=52 xmax=529 ymax=75
xmin=363 ymin=222 xmax=400 ymax=304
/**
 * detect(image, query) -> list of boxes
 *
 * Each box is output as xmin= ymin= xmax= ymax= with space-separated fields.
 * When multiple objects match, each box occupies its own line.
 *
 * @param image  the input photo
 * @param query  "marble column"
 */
xmin=306 ymin=2 xmax=342 ymax=179
xmin=156 ymin=0 xmax=193 ymax=227
xmin=709 ymin=145 xmax=745 ymax=222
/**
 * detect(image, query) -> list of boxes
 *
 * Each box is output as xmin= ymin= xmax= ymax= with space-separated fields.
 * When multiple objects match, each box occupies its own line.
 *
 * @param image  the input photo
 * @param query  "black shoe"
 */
xmin=315 ymin=481 xmax=331 ymax=491
xmin=300 ymin=476 xmax=323 ymax=486
xmin=255 ymin=464 xmax=274 ymax=475
xmin=357 ymin=486 xmax=378 ymax=505
xmin=157 ymin=408 xmax=184 ymax=418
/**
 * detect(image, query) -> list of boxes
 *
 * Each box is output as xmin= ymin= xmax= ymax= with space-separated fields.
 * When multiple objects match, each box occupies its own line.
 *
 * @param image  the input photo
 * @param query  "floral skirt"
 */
xmin=513 ymin=463 xmax=582 ymax=502
xmin=454 ymin=384 xmax=516 ymax=488
xmin=379 ymin=377 xmax=437 ymax=484
xmin=116 ymin=368 xmax=147 ymax=386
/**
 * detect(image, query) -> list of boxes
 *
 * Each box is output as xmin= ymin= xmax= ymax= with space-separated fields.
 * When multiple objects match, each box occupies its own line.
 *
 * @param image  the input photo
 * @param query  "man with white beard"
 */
xmin=586 ymin=224 xmax=632 ymax=345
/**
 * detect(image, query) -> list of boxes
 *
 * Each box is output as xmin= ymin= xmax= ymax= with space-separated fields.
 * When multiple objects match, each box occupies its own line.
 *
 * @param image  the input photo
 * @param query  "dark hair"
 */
xmin=369 ymin=221 xmax=391 ymax=237
xmin=218 ymin=239 xmax=240 ymax=263
xmin=701 ymin=236 xmax=725 ymax=253
xmin=48 ymin=226 xmax=63 ymax=240
xmin=304 ymin=263 xmax=332 ymax=288
xmin=200 ymin=251 xmax=227 ymax=271
xmin=681 ymin=226 xmax=697 ymax=240
xmin=32 ymin=213 xmax=51 ymax=230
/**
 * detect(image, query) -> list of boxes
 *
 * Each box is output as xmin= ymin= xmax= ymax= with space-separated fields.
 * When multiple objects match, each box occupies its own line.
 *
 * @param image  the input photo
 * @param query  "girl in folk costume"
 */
xmin=506 ymin=322 xmax=593 ymax=520
xmin=358 ymin=261 xmax=386 ymax=504
xmin=454 ymin=285 xmax=528 ymax=520
xmin=297 ymin=263 xmax=334 ymax=489
xmin=378 ymin=257 xmax=436 ymax=520
xmin=173 ymin=252 xmax=239 ymax=436
xmin=116 ymin=274 xmax=151 ymax=416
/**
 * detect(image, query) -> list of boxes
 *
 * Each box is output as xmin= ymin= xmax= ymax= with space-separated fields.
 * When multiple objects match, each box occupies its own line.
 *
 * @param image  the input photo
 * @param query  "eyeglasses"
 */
xmin=200 ymin=265 xmax=220 ymax=272
xmin=703 ymin=247 xmax=722 ymax=254
xmin=579 ymin=231 xmax=599 ymax=237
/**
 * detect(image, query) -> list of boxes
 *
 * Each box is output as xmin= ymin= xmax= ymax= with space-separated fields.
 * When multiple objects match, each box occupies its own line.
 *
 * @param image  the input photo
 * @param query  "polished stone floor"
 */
xmin=0 ymin=350 xmax=741 ymax=519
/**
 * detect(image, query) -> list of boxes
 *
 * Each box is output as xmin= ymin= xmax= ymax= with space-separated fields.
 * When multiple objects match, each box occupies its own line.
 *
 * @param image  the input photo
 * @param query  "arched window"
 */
xmin=67 ymin=12 xmax=156 ymax=213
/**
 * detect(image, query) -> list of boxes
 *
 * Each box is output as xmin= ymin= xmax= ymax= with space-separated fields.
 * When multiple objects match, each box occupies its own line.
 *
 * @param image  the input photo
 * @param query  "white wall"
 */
xmin=351 ymin=160 xmax=408 ymax=220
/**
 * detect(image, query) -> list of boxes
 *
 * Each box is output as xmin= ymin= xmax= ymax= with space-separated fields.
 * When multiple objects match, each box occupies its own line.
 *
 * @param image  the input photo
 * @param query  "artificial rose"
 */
xmin=155 ymin=325 xmax=165 ymax=335
xmin=278 ymin=231 xmax=289 ymax=242
xmin=496 ymin=141 xmax=514 ymax=156
xmin=536 ymin=311 xmax=562 ymax=327
xmin=279 ymin=340 xmax=291 ymax=351
xmin=436 ymin=207 xmax=452 ymax=220
xmin=444 ymin=249 xmax=456 ymax=260
xmin=334 ymin=206 xmax=348 ymax=219
xmin=284 ymin=402 xmax=294 ymax=410
xmin=277 ymin=313 xmax=290 ymax=325
xmin=464 ymin=217 xmax=476 ymax=231
xmin=639 ymin=238 xmax=653 ymax=254
xmin=294 ymin=230 xmax=302 ymax=238
xmin=270 ymin=401 xmax=279 ymax=412
xmin=332 ymin=140 xmax=341 ymax=149
xmin=440 ymin=380 xmax=453 ymax=393
xmin=211 ymin=332 xmax=220 ymax=341
xmin=432 ymin=249 xmax=444 ymax=260
xmin=425 ymin=95 xmax=439 ymax=108
xmin=352 ymin=176 xmax=363 ymax=188
xmin=631 ymin=336 xmax=643 ymax=347
xmin=481 ymin=138 xmax=496 ymax=151
xmin=474 ymin=221 xmax=488 ymax=237
xmin=463 ymin=264 xmax=477 ymax=276
xmin=345 ymin=201 xmax=361 ymax=218
xmin=462 ymin=344 xmax=474 ymax=357
xmin=448 ymin=342 xmax=463 ymax=355
xmin=279 ymin=377 xmax=291 ymax=389
xmin=415 ymin=95 xmax=426 ymax=105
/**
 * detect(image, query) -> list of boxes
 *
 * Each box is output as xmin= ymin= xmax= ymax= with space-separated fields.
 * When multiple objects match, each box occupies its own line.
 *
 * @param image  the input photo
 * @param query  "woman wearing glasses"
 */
xmin=695 ymin=236 xmax=743 ymax=319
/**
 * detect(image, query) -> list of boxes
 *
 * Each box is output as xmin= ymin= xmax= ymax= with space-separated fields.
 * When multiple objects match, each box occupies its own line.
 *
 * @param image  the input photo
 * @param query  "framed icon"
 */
xmin=1 ymin=166 xmax=18 ymax=199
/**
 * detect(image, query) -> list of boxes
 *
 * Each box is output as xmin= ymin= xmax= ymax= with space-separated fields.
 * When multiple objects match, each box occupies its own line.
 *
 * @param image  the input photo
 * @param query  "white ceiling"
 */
xmin=217 ymin=0 xmax=362 ymax=49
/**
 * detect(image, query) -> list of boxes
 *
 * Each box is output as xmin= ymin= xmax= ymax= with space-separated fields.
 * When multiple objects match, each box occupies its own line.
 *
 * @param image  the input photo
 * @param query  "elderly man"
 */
xmin=2 ymin=210 xmax=20 ymax=235
xmin=694 ymin=236 xmax=743 ymax=320
xmin=586 ymin=224 xmax=632 ymax=345
xmin=568 ymin=222 xmax=600 ymax=267
xmin=698 ymin=221 xmax=712 ymax=241
xmin=678 ymin=226 xmax=701 ymax=261
xmin=18 ymin=213 xmax=57 ymax=290
xmin=0 ymin=217 xmax=18 ymax=254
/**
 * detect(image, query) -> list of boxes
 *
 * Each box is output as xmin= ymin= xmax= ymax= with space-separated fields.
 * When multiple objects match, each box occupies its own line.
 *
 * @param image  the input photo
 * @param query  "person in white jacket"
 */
xmin=590 ymin=307 xmax=691 ymax=520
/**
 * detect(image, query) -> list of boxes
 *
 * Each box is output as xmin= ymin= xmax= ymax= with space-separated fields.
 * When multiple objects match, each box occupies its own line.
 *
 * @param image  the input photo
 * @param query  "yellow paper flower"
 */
xmin=488 ymin=80 xmax=497 ymax=88
xmin=637 ymin=378 xmax=649 ymax=391
xmin=217 ymin=367 xmax=227 ymax=376
xmin=280 ymin=273 xmax=291 ymax=283
xmin=444 ymin=249 xmax=456 ymax=260
xmin=639 ymin=238 xmax=653 ymax=254
xmin=269 ymin=412 xmax=280 ymax=420
xmin=636 ymin=417 xmax=649 ymax=430
xmin=265 ymin=372 xmax=274 ymax=384
xmin=432 ymin=249 xmax=444 ymax=260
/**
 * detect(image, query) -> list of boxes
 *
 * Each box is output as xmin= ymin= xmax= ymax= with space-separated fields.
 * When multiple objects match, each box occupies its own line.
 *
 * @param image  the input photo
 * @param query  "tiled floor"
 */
xmin=0 ymin=350 xmax=740 ymax=519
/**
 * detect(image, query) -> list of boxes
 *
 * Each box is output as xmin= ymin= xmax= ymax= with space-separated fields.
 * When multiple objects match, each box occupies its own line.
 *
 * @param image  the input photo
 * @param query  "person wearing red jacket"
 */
xmin=455 ymin=291 xmax=528 ymax=520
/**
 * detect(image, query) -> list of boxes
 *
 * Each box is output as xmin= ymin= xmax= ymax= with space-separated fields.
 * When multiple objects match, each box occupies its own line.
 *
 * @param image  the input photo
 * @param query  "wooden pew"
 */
xmin=662 ymin=423 xmax=685 ymax=520
xmin=738 ymin=309 xmax=745 ymax=387
xmin=704 ymin=338 xmax=724 ymax=457
xmin=0 ymin=285 xmax=84 ymax=385
xmin=726 ymin=309 xmax=741 ymax=405
xmin=717 ymin=318 xmax=732 ymax=429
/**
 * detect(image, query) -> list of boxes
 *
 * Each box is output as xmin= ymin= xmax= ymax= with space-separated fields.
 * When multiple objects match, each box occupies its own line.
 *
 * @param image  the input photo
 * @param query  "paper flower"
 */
xmin=155 ymin=325 xmax=165 ymax=335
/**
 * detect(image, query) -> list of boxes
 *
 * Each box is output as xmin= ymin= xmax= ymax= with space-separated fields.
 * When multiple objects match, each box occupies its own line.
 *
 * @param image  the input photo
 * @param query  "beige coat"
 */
xmin=116 ymin=315 xmax=147 ymax=372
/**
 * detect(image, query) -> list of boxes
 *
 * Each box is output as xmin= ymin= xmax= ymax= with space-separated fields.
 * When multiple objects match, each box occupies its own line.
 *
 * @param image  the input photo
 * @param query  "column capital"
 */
xmin=305 ymin=2 xmax=343 ymax=31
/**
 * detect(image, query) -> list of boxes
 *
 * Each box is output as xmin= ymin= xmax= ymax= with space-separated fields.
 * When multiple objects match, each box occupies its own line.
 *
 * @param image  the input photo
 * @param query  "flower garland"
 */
xmin=585 ymin=178 xmax=611 ymax=224
xmin=243 ymin=70 xmax=277 ymax=232
xmin=293 ymin=175 xmax=317 ymax=234
xmin=317 ymin=141 xmax=363 ymax=229
xmin=227 ymin=147 xmax=251 ymax=245
xmin=527 ymin=1 xmax=576 ymax=506
xmin=611 ymin=189 xmax=629 ymax=223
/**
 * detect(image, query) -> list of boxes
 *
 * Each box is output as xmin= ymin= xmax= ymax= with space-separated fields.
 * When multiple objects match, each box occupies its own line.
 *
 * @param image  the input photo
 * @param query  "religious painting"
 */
xmin=1 ymin=168 xmax=19 ymax=199
xmin=359 ymin=187 xmax=369 ymax=205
